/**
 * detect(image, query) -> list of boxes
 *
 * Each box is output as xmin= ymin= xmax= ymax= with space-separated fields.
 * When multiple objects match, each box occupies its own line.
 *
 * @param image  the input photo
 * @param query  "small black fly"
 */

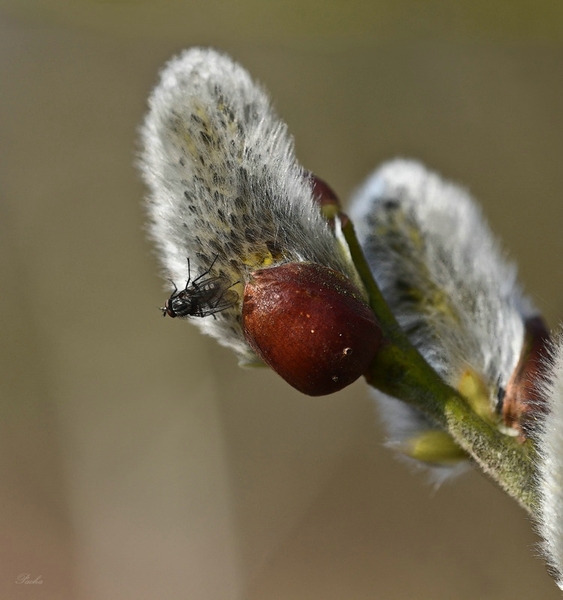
xmin=162 ymin=257 xmax=239 ymax=319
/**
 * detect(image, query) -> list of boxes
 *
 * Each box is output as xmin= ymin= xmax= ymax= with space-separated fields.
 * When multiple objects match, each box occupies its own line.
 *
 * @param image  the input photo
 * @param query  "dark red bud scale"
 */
xmin=242 ymin=262 xmax=382 ymax=396
xmin=307 ymin=172 xmax=345 ymax=224
xmin=310 ymin=174 xmax=340 ymax=209
xmin=503 ymin=315 xmax=551 ymax=440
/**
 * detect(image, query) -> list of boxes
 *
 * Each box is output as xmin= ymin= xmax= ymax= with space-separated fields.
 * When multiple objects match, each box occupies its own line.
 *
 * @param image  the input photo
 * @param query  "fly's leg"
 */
xmin=191 ymin=255 xmax=219 ymax=289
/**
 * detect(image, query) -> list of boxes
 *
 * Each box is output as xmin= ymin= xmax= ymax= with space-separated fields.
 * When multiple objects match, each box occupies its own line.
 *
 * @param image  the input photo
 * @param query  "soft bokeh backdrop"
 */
xmin=0 ymin=1 xmax=562 ymax=598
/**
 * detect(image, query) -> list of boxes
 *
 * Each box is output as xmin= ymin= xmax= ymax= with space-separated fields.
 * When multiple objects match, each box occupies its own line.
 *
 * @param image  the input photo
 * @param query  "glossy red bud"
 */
xmin=242 ymin=262 xmax=382 ymax=396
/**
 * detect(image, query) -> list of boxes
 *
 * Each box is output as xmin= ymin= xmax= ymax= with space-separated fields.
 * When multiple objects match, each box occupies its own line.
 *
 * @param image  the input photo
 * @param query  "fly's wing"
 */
xmin=192 ymin=276 xmax=240 ymax=317
xmin=199 ymin=288 xmax=239 ymax=317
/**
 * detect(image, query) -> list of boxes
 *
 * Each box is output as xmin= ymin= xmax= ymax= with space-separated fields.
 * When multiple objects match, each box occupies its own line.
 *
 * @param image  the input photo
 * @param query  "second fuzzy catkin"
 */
xmin=349 ymin=159 xmax=539 ymax=476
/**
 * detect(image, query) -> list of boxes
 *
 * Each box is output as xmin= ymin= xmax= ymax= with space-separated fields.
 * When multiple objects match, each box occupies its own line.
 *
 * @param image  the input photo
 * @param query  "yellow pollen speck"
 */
xmin=241 ymin=250 xmax=275 ymax=269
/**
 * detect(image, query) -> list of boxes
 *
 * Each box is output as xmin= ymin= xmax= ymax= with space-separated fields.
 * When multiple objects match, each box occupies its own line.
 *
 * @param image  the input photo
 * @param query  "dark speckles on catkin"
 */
xmin=212 ymin=173 xmax=225 ymax=187
xmin=209 ymin=238 xmax=224 ymax=255
xmin=238 ymin=166 xmax=249 ymax=182
xmin=265 ymin=240 xmax=282 ymax=256
xmin=383 ymin=199 xmax=400 ymax=211
xmin=224 ymin=241 xmax=239 ymax=258
xmin=244 ymin=228 xmax=257 ymax=243
xmin=243 ymin=103 xmax=257 ymax=123
xmin=227 ymin=231 xmax=242 ymax=248
xmin=190 ymin=113 xmax=204 ymax=126
xmin=217 ymin=208 xmax=228 ymax=224
xmin=224 ymin=106 xmax=236 ymax=123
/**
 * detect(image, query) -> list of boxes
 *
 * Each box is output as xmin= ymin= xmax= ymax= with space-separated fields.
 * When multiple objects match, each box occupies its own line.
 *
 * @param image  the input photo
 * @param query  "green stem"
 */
xmin=342 ymin=217 xmax=539 ymax=515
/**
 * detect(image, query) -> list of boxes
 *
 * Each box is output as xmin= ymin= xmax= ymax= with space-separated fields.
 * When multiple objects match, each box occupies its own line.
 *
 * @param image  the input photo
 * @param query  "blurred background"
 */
xmin=0 ymin=1 xmax=562 ymax=598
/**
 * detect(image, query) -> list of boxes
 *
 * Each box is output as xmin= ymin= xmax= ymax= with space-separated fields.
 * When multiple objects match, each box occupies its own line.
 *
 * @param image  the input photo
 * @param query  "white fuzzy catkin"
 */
xmin=140 ymin=48 xmax=357 ymax=361
xmin=535 ymin=334 xmax=563 ymax=589
xmin=349 ymin=159 xmax=538 ymax=475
